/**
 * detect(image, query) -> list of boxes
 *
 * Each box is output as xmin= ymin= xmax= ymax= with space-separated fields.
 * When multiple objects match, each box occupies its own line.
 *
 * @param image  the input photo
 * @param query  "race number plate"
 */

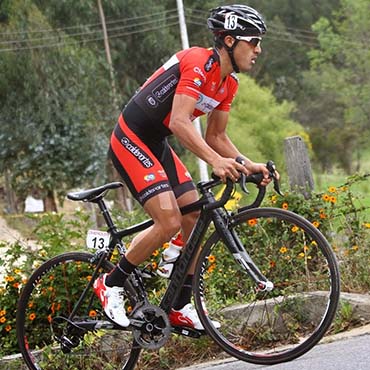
xmin=86 ymin=229 xmax=110 ymax=251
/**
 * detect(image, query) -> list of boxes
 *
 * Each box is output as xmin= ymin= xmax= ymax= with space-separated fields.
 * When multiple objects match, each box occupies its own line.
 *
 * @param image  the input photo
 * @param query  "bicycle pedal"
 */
xmin=171 ymin=325 xmax=203 ymax=338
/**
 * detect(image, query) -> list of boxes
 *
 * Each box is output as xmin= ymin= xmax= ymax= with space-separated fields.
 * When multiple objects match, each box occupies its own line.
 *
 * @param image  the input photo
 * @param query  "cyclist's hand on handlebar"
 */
xmin=212 ymin=157 xmax=247 ymax=183
xmin=242 ymin=161 xmax=280 ymax=187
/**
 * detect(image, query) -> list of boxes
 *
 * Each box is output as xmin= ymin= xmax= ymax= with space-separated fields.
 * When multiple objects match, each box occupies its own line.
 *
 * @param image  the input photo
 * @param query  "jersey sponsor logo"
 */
xmin=152 ymin=74 xmax=179 ymax=102
xmin=204 ymin=56 xmax=215 ymax=72
xmin=196 ymin=93 xmax=220 ymax=113
xmin=193 ymin=77 xmax=202 ymax=87
xmin=193 ymin=66 xmax=206 ymax=81
xmin=146 ymin=95 xmax=158 ymax=108
xmin=120 ymin=137 xmax=154 ymax=168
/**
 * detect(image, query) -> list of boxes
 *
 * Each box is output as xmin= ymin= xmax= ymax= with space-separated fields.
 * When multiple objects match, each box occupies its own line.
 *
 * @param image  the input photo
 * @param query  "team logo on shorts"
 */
xmin=157 ymin=170 xmax=167 ymax=178
xmin=146 ymin=95 xmax=158 ymax=108
xmin=144 ymin=173 xmax=156 ymax=182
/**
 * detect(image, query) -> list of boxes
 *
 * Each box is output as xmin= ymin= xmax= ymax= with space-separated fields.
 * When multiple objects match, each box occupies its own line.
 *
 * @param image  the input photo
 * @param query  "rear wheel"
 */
xmin=17 ymin=252 xmax=140 ymax=370
xmin=194 ymin=208 xmax=340 ymax=365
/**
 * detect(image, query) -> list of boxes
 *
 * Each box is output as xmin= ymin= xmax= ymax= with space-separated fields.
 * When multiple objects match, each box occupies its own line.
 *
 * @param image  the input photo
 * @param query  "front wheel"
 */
xmin=16 ymin=251 xmax=140 ymax=370
xmin=193 ymin=208 xmax=340 ymax=365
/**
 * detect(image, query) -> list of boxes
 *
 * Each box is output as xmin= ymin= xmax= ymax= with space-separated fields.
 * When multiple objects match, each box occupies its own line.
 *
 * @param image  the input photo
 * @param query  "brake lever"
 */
xmin=266 ymin=160 xmax=284 ymax=196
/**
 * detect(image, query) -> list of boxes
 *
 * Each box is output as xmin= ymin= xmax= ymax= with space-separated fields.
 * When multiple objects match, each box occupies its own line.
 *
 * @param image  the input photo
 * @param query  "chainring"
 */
xmin=130 ymin=303 xmax=171 ymax=350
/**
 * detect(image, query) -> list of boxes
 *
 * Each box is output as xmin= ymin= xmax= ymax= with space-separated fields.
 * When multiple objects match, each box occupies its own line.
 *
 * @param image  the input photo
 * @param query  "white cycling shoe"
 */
xmin=93 ymin=273 xmax=130 ymax=327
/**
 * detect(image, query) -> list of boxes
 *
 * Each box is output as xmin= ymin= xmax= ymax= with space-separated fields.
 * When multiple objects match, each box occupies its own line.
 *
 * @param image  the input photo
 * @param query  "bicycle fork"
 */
xmin=212 ymin=209 xmax=274 ymax=292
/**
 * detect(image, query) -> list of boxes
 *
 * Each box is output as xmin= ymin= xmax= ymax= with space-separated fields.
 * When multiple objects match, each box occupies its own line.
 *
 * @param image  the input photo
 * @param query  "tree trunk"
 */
xmin=44 ymin=189 xmax=58 ymax=212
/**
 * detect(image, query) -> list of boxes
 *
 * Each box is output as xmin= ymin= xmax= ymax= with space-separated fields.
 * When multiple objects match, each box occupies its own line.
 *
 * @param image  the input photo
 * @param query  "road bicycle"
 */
xmin=16 ymin=161 xmax=340 ymax=369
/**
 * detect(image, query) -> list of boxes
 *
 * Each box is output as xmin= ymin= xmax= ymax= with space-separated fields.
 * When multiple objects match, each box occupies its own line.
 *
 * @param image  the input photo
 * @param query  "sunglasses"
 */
xmin=235 ymin=36 xmax=262 ymax=47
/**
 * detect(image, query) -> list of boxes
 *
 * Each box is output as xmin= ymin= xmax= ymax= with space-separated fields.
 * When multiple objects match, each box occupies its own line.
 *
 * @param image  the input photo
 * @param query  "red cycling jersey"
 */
xmin=109 ymin=47 xmax=239 ymax=205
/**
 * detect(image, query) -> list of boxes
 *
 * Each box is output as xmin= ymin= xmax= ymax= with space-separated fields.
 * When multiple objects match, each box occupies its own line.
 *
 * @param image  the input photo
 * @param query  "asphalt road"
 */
xmin=180 ymin=333 xmax=370 ymax=370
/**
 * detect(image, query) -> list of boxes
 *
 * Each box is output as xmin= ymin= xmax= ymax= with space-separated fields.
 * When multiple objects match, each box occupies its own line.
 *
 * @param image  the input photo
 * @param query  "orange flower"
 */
xmin=207 ymin=264 xmax=216 ymax=273
xmin=127 ymin=306 xmax=133 ymax=313
xmin=5 ymin=276 xmax=15 ymax=282
xmin=269 ymin=260 xmax=276 ymax=268
xmin=291 ymin=226 xmax=299 ymax=233
xmin=29 ymin=313 xmax=36 ymax=321
xmin=282 ymin=202 xmax=289 ymax=210
xmin=322 ymin=194 xmax=330 ymax=202
xmin=330 ymin=196 xmax=337 ymax=204
xmin=208 ymin=255 xmax=216 ymax=264
xmin=0 ymin=309 xmax=6 ymax=317
xmin=5 ymin=325 xmax=12 ymax=332
xmin=0 ymin=317 xmax=6 ymax=324
xmin=47 ymin=315 xmax=52 ymax=323
xmin=319 ymin=213 xmax=327 ymax=219
xmin=247 ymin=218 xmax=258 ymax=226
xmin=162 ymin=242 xmax=169 ymax=249
xmin=89 ymin=310 xmax=97 ymax=318
xmin=151 ymin=262 xmax=158 ymax=270
xmin=12 ymin=282 xmax=20 ymax=289
xmin=152 ymin=250 xmax=159 ymax=257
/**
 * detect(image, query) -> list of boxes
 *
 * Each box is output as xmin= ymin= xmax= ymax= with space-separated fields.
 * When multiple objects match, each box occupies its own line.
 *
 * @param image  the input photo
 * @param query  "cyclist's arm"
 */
xmin=206 ymin=109 xmax=272 ymax=185
xmin=169 ymin=94 xmax=244 ymax=182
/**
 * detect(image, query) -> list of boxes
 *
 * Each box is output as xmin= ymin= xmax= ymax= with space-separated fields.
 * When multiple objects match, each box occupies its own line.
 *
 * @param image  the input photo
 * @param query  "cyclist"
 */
xmin=94 ymin=4 xmax=273 ymax=329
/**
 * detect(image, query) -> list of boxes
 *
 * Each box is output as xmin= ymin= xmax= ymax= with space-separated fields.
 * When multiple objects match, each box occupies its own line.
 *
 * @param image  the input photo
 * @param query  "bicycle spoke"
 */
xmin=194 ymin=208 xmax=340 ymax=365
xmin=17 ymin=252 xmax=138 ymax=370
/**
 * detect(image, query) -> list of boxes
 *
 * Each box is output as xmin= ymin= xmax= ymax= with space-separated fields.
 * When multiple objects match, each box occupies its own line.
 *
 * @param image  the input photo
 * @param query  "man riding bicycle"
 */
xmin=94 ymin=4 xmax=274 ymax=329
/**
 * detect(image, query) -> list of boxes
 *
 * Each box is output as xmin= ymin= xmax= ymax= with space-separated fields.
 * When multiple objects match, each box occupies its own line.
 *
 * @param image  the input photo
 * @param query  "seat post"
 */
xmin=96 ymin=198 xmax=116 ymax=233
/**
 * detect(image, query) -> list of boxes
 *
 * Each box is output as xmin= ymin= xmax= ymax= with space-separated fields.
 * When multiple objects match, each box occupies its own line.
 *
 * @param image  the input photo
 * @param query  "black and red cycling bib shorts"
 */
xmin=109 ymin=47 xmax=238 ymax=205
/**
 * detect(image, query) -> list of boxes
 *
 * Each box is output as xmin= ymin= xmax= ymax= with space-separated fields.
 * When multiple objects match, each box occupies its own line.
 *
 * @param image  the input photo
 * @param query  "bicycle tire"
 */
xmin=16 ymin=251 xmax=141 ymax=370
xmin=193 ymin=207 xmax=340 ymax=365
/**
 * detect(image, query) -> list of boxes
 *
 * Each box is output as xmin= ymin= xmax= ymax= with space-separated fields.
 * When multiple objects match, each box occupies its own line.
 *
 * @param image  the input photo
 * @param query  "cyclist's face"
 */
xmin=233 ymin=38 xmax=262 ymax=72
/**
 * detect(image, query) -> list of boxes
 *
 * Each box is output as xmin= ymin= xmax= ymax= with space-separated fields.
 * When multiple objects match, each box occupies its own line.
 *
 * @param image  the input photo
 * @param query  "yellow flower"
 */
xmin=282 ymin=202 xmax=289 ymax=210
xmin=208 ymin=255 xmax=216 ymax=264
xmin=151 ymin=262 xmax=158 ymax=270
xmin=352 ymin=245 xmax=359 ymax=251
xmin=298 ymin=252 xmax=305 ymax=258
xmin=328 ymin=186 xmax=337 ymax=193
xmin=152 ymin=250 xmax=159 ymax=257
xmin=14 ymin=269 xmax=21 ymax=274
xmin=247 ymin=218 xmax=258 ymax=226
xmin=127 ymin=306 xmax=133 ymax=313
xmin=312 ymin=221 xmax=320 ymax=228
xmin=291 ymin=226 xmax=299 ymax=233
xmin=5 ymin=276 xmax=15 ymax=283
xmin=364 ymin=223 xmax=370 ymax=229
xmin=162 ymin=242 xmax=169 ymax=249
xmin=280 ymin=246 xmax=288 ymax=254
xmin=0 ymin=316 xmax=6 ymax=323
xmin=330 ymin=196 xmax=337 ymax=204
xmin=0 ymin=309 xmax=6 ymax=317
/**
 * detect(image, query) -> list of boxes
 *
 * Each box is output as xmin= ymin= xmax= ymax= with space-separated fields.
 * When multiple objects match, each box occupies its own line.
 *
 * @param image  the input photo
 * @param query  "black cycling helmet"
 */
xmin=207 ymin=5 xmax=267 ymax=72
xmin=208 ymin=4 xmax=267 ymax=37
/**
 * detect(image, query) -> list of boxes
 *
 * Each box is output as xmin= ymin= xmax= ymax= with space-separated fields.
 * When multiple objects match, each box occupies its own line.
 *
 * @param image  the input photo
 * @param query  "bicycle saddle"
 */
xmin=67 ymin=182 xmax=123 ymax=202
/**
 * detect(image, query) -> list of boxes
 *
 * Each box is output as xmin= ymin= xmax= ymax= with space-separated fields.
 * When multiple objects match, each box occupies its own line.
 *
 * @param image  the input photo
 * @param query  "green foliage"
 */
xmin=297 ymin=0 xmax=370 ymax=173
xmin=0 ymin=1 xmax=113 ymax=202
xmin=228 ymin=74 xmax=305 ymax=169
